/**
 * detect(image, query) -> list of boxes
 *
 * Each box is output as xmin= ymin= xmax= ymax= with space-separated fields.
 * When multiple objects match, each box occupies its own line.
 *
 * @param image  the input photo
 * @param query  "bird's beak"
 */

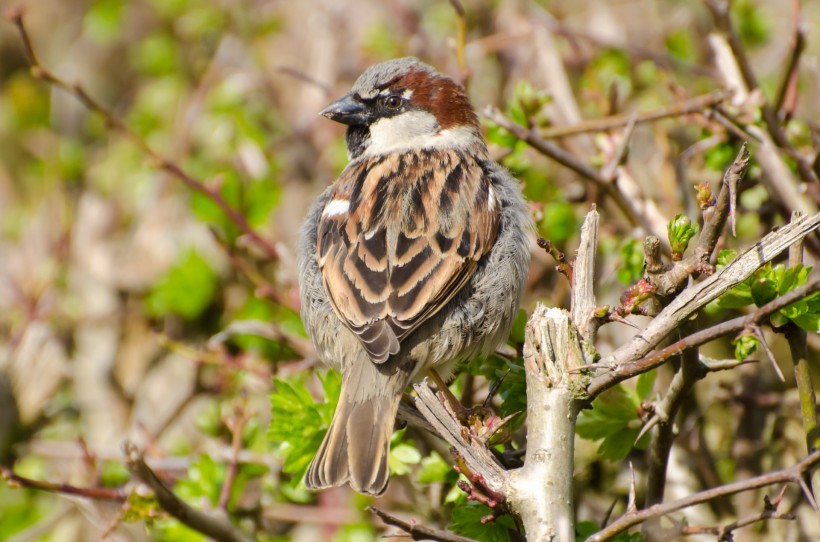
xmin=319 ymin=94 xmax=373 ymax=126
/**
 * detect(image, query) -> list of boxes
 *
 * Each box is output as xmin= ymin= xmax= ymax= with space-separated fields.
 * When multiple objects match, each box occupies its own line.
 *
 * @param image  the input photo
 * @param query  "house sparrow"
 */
xmin=297 ymin=57 xmax=530 ymax=496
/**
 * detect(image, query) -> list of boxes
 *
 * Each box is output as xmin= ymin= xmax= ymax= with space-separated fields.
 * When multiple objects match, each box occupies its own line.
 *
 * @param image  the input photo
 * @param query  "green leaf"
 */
xmin=175 ymin=455 xmax=226 ymax=507
xmin=733 ymin=334 xmax=759 ymax=361
xmin=145 ymin=249 xmax=218 ymax=320
xmin=716 ymin=281 xmax=754 ymax=309
xmin=732 ymin=0 xmax=771 ymax=47
xmin=538 ymin=201 xmax=578 ymax=247
xmin=667 ymin=214 xmax=699 ymax=256
xmin=83 ymin=0 xmax=124 ymax=43
xmin=450 ymin=501 xmax=517 ymax=542
xmin=635 ymin=370 xmax=656 ymax=400
xmin=132 ymin=33 xmax=180 ymax=76
xmin=665 ymin=30 xmax=695 ymax=61
xmin=0 ymin=487 xmax=52 ymax=540
xmin=717 ymin=249 xmax=738 ymax=267
xmin=750 ymin=274 xmax=777 ymax=307
xmin=576 ymin=521 xmax=643 ymax=542
xmin=417 ymin=451 xmax=455 ymax=484
xmin=485 ymin=123 xmax=519 ymax=149
xmin=228 ymin=297 xmax=301 ymax=362
xmin=617 ymin=239 xmax=644 ymax=284
xmin=100 ymin=460 xmax=131 ymax=487
xmin=577 ymin=384 xmax=648 ymax=460
xmin=509 ymin=309 xmax=528 ymax=345
xmin=705 ymin=143 xmax=740 ymax=172
xmin=389 ymin=443 xmax=421 ymax=476
xmin=189 ymin=171 xmax=243 ymax=241
xmin=268 ymin=371 xmax=341 ymax=483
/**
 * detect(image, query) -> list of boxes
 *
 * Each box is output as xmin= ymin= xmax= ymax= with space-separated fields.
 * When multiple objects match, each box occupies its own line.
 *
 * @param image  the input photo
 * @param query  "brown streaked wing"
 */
xmin=316 ymin=149 xmax=500 ymax=364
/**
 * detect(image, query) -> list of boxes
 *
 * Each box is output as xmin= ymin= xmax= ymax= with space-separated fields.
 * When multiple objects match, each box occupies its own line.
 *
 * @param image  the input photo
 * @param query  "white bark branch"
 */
xmin=509 ymin=306 xmax=588 ymax=541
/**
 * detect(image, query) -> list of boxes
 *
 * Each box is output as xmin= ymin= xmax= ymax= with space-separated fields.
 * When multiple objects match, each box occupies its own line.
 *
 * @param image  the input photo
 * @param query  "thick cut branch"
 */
xmin=571 ymin=209 xmax=600 ymax=342
xmin=412 ymin=382 xmax=507 ymax=494
xmin=509 ymin=306 xmax=587 ymax=542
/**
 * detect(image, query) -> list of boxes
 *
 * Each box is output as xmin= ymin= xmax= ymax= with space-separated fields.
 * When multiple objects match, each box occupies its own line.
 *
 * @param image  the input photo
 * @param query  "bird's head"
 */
xmin=320 ymin=57 xmax=484 ymax=159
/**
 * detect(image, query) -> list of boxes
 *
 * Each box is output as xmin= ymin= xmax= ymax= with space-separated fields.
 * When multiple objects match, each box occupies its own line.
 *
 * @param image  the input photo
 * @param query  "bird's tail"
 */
xmin=305 ymin=358 xmax=411 ymax=496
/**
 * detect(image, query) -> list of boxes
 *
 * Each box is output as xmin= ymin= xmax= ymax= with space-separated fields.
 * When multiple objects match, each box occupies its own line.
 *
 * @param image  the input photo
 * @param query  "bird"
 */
xmin=297 ymin=57 xmax=531 ymax=496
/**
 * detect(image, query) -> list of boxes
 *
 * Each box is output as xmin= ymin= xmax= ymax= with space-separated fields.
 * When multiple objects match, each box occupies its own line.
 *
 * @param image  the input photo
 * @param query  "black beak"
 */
xmin=319 ymin=94 xmax=373 ymax=126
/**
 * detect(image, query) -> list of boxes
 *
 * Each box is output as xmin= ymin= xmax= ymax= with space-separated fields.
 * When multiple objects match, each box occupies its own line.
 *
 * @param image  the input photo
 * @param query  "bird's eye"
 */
xmin=384 ymin=95 xmax=402 ymax=109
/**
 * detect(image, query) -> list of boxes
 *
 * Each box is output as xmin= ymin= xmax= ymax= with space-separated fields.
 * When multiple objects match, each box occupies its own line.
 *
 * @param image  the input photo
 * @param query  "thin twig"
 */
xmin=682 ymin=510 xmax=794 ymax=539
xmin=588 ymin=271 xmax=820 ymax=398
xmin=704 ymin=0 xmax=817 ymax=185
xmin=0 ymin=466 xmax=126 ymax=502
xmin=484 ymin=107 xmax=648 ymax=232
xmin=218 ymin=401 xmax=248 ymax=511
xmin=370 ymin=507 xmax=479 ymax=542
xmin=586 ymin=450 xmax=820 ymax=541
xmin=539 ymin=91 xmax=727 ymax=139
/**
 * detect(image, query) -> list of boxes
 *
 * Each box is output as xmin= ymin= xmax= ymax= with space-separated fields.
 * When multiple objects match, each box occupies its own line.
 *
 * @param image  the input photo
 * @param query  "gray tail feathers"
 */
xmin=305 ymin=358 xmax=411 ymax=496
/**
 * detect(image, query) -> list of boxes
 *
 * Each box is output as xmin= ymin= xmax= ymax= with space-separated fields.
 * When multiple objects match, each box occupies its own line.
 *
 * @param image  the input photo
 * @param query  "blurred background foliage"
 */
xmin=0 ymin=0 xmax=818 ymax=540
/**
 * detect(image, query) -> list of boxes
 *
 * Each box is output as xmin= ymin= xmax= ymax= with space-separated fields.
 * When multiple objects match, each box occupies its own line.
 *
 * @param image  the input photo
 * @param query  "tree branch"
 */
xmin=370 ymin=507 xmax=479 ymax=542
xmin=509 ymin=306 xmax=587 ymax=541
xmin=588 ymin=211 xmax=820 ymax=397
xmin=538 ymin=90 xmax=728 ymax=139
xmin=586 ymin=450 xmax=820 ymax=541
xmin=412 ymin=382 xmax=507 ymax=494
xmin=123 ymin=442 xmax=251 ymax=542
xmin=0 ymin=466 xmax=126 ymax=502
xmin=589 ymin=271 xmax=820 ymax=398
xmin=484 ymin=107 xmax=649 ymax=232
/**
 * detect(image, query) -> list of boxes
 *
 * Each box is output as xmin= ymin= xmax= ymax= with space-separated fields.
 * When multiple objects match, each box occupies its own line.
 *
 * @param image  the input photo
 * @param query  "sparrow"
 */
xmin=297 ymin=57 xmax=531 ymax=496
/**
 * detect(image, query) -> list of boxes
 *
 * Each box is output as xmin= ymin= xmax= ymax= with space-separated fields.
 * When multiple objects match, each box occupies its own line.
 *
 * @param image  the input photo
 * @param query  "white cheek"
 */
xmin=364 ymin=110 xmax=481 ymax=156
xmin=323 ymin=199 xmax=350 ymax=217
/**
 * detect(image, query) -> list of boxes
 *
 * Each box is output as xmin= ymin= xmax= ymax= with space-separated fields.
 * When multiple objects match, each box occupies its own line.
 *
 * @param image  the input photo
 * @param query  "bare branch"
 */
xmin=0 ymin=466 xmax=126 ymax=502
xmin=484 ymin=107 xmax=649 ymax=232
xmin=412 ymin=381 xmax=507 ymax=494
xmin=370 ymin=507 xmax=479 ymax=542
xmin=589 ymin=270 xmax=820 ymax=398
xmin=538 ymin=91 xmax=728 ymax=139
xmin=586 ymin=450 xmax=820 ymax=541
